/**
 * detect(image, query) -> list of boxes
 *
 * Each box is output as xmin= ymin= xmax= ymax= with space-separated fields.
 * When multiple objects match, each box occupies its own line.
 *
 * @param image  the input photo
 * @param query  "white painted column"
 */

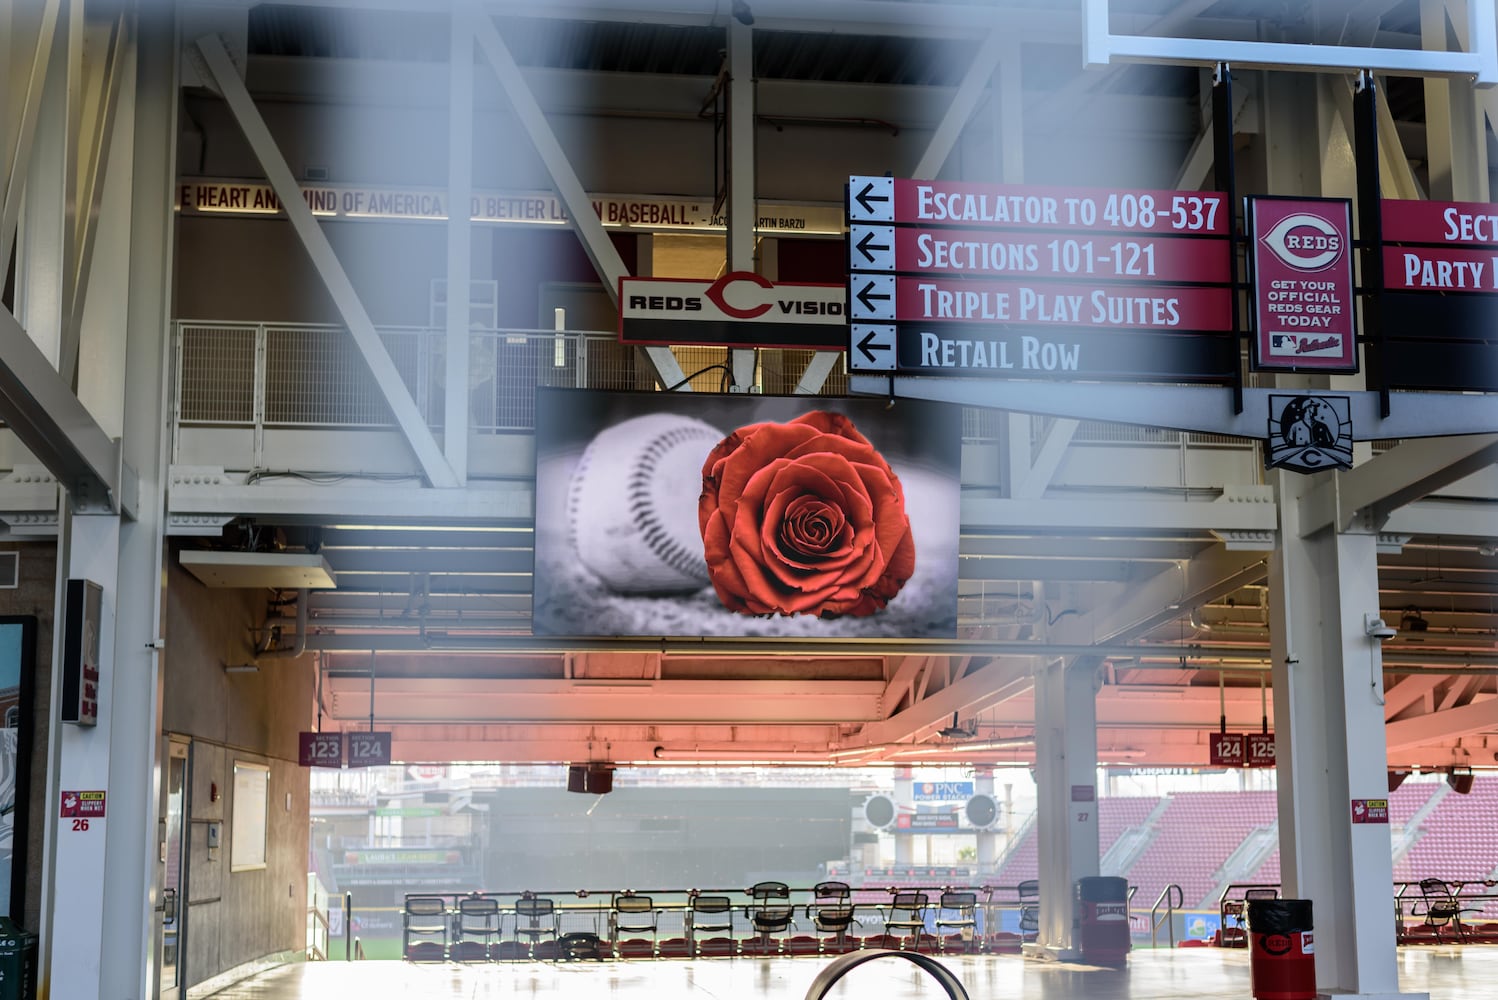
xmin=893 ymin=766 xmax=914 ymax=866
xmin=1028 ymin=656 xmax=1100 ymax=959
xmin=1269 ymin=472 xmax=1423 ymax=1000
xmin=443 ymin=8 xmax=473 ymax=482
xmin=98 ymin=6 xmax=175 ymax=996
xmin=726 ymin=17 xmax=756 ymax=392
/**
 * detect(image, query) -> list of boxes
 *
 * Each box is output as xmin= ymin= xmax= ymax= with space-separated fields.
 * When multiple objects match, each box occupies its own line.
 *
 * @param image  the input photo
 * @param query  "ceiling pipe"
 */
xmin=257 ymin=589 xmax=309 ymax=660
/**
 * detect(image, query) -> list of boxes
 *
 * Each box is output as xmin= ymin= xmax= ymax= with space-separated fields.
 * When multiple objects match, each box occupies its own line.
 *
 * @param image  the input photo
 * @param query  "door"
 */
xmin=157 ymin=739 xmax=190 ymax=1000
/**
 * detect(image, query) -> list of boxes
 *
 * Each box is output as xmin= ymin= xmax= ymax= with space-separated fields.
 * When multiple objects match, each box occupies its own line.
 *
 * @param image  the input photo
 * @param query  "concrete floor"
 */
xmin=198 ymin=945 xmax=1494 ymax=999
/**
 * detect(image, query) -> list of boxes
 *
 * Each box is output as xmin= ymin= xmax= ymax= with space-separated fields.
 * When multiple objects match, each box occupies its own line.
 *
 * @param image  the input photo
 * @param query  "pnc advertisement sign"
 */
xmin=1249 ymin=197 xmax=1357 ymax=372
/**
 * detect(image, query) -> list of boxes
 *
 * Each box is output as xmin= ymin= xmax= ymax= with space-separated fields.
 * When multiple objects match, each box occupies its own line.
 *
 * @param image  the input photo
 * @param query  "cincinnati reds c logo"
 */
xmin=1260 ymin=213 xmax=1344 ymax=271
xmin=704 ymin=271 xmax=775 ymax=318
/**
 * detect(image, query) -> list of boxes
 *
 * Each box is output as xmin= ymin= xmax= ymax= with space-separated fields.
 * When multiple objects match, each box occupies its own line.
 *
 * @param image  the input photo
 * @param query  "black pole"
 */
xmin=344 ymin=891 xmax=352 ymax=960
xmin=1353 ymin=69 xmax=1390 ymax=418
xmin=1212 ymin=64 xmax=1243 ymax=414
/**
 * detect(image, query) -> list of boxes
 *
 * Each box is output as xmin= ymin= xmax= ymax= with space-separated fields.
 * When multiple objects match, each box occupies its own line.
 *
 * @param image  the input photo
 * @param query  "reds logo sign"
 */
xmin=1259 ymin=214 xmax=1344 ymax=271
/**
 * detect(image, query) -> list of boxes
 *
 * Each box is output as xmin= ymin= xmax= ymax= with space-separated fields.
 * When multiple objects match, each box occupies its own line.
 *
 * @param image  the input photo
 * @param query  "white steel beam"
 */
xmin=167 ymin=468 xmax=531 ymax=524
xmin=1423 ymin=0 xmax=1489 ymax=200
xmin=468 ymin=9 xmax=687 ymax=392
xmin=1050 ymin=547 xmax=1270 ymax=647
xmin=0 ymin=0 xmax=61 ymax=272
xmin=1011 ymin=417 xmax=1077 ymax=500
xmin=911 ymin=28 xmax=1004 ymax=180
xmin=1385 ymin=499 xmax=1498 ymax=536
xmin=792 ymin=350 xmax=839 ymax=395
xmin=1385 ymin=696 xmax=1498 ymax=751
xmin=0 ymin=306 xmax=124 ymax=512
xmin=322 ymin=675 xmax=887 ymax=725
xmin=1085 ymin=0 xmax=1498 ymax=84
xmin=962 ymin=495 xmax=1277 ymax=534
xmin=1299 ymin=434 xmax=1498 ymax=536
xmin=61 ymin=11 xmax=128 ymax=386
xmin=194 ymin=35 xmax=459 ymax=488
xmin=444 ymin=9 xmax=474 ymax=481
xmin=1383 ymin=673 xmax=1444 ymax=720
xmin=848 ymin=657 xmax=1034 ymax=747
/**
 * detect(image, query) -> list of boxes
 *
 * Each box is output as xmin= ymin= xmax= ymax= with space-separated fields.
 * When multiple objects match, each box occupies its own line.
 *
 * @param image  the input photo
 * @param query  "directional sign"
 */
xmin=850 ymin=176 xmax=1228 ymax=235
xmin=346 ymin=731 xmax=393 ymax=768
xmin=849 ymin=324 xmax=896 ymax=371
xmin=848 ymin=175 xmax=894 ymax=222
xmin=850 ymin=275 xmax=896 ymax=320
xmin=849 ymin=224 xmax=895 ymax=270
xmin=850 ymin=227 xmax=1231 ymax=283
xmin=851 ymin=275 xmax=1233 ymax=330
xmin=1209 ymin=733 xmax=1245 ymax=767
xmin=883 ymin=323 xmax=1237 ymax=381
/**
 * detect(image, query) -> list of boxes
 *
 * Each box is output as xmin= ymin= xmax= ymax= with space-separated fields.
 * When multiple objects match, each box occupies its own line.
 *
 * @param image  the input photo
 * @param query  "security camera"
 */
xmin=1364 ymin=614 xmax=1397 ymax=640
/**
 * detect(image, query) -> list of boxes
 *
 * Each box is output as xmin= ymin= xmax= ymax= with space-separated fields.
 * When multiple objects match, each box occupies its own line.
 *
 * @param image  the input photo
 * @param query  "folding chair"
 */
xmin=688 ymin=893 xmax=737 ymax=956
xmin=1416 ymin=878 xmax=1478 ymax=943
xmin=402 ymin=894 xmax=449 ymax=961
xmin=742 ymin=881 xmax=794 ymax=955
xmin=935 ymin=890 xmax=979 ymax=953
xmin=1018 ymin=880 xmax=1040 ymax=943
xmin=612 ymin=892 xmax=660 ymax=958
xmin=453 ymin=894 xmax=501 ymax=961
xmin=807 ymin=881 xmax=858 ymax=954
xmin=514 ymin=893 xmax=560 ymax=958
xmin=880 ymin=891 xmax=929 ymax=951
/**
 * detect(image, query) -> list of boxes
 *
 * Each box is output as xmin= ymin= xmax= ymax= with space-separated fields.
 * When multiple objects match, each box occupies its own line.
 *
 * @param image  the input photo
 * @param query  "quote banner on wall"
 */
xmin=532 ymin=390 xmax=961 ymax=638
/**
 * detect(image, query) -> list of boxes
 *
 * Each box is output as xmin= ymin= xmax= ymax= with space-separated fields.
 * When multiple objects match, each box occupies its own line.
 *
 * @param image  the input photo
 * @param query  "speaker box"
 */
xmin=567 ymin=764 xmax=614 ymax=794
xmin=1387 ymin=770 xmax=1409 ymax=792
xmin=1447 ymin=768 xmax=1474 ymax=795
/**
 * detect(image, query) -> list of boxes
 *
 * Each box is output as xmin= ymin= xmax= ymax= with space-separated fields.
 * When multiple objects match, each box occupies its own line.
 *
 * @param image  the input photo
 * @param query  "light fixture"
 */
xmin=1400 ymin=607 xmax=1429 ymax=633
xmin=222 ymin=662 xmax=260 ymax=674
xmin=1364 ymin=614 xmax=1397 ymax=640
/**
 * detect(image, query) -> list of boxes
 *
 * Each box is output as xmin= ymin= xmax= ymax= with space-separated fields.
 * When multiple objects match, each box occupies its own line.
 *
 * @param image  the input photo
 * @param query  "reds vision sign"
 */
xmin=618 ymin=272 xmax=845 ymax=350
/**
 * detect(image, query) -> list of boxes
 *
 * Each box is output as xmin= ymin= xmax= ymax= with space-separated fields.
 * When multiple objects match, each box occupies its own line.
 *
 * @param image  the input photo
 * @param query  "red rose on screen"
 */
xmin=698 ymin=412 xmax=914 ymax=617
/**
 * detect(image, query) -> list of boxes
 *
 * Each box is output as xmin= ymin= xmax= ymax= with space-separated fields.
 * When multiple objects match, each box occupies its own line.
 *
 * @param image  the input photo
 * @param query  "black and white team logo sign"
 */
xmin=1267 ymin=394 xmax=1352 ymax=473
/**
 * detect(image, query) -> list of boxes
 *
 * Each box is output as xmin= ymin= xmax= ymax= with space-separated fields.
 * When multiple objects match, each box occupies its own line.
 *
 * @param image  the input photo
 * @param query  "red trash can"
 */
xmin=1247 ymin=899 xmax=1315 ymax=1000
xmin=1075 ymin=876 xmax=1131 ymax=966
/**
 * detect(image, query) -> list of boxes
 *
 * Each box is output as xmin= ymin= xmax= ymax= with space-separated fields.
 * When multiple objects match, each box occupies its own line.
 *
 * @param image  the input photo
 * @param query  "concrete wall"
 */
xmin=161 ymin=548 xmax=313 ymax=990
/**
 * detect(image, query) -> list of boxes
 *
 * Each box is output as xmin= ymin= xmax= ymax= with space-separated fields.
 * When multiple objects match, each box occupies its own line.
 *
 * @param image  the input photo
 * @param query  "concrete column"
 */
xmin=1028 ymin=656 xmax=1101 ymax=959
xmin=1269 ymin=472 xmax=1423 ymax=1000
xmin=893 ymin=766 xmax=914 ymax=866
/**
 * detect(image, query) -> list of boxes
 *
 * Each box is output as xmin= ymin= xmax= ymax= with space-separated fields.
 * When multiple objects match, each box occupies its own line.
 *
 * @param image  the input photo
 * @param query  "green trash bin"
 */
xmin=0 ymin=917 xmax=36 ymax=1000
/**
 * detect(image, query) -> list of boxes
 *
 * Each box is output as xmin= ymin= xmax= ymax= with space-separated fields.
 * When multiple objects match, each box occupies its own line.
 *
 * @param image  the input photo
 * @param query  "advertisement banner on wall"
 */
xmin=532 ymin=390 xmax=961 ymax=638
xmin=1249 ymin=197 xmax=1357 ymax=372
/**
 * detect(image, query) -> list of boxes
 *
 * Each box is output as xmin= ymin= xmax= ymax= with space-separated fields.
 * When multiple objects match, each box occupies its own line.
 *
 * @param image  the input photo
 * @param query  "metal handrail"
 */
xmin=1150 ymin=884 xmax=1184 ymax=949
xmin=344 ymin=892 xmax=353 ymax=961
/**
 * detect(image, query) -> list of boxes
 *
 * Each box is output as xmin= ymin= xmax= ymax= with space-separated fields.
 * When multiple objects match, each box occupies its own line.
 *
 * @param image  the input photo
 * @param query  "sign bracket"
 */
xmin=1353 ymin=69 xmax=1391 ymax=419
xmin=1212 ymin=63 xmax=1244 ymax=416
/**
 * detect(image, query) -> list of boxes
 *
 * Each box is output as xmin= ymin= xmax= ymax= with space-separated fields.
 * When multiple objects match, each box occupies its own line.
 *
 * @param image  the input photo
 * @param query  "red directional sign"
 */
xmin=850 ymin=275 xmax=1233 ymax=330
xmin=1381 ymin=198 xmax=1498 ymax=245
xmin=1209 ymin=733 xmax=1245 ymax=767
xmin=850 ymin=227 xmax=1232 ymax=282
xmin=299 ymin=731 xmax=344 ymax=768
xmin=346 ymin=731 xmax=392 ymax=768
xmin=849 ymin=176 xmax=1229 ymax=236
xmin=1246 ymin=733 xmax=1277 ymax=768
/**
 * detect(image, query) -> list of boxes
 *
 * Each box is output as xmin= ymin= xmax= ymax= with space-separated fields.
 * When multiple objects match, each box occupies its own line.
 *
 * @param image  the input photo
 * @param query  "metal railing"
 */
xmin=1150 ymin=883 xmax=1184 ymax=949
xmin=174 ymin=322 xmax=856 ymax=437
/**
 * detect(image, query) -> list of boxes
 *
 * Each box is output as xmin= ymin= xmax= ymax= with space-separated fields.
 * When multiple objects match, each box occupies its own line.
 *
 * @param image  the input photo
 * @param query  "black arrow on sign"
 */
xmin=856 ymin=280 xmax=892 ymax=313
xmin=854 ymin=229 xmax=891 ymax=263
xmin=856 ymin=329 xmax=891 ymax=365
xmin=854 ymin=182 xmax=891 ymax=215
